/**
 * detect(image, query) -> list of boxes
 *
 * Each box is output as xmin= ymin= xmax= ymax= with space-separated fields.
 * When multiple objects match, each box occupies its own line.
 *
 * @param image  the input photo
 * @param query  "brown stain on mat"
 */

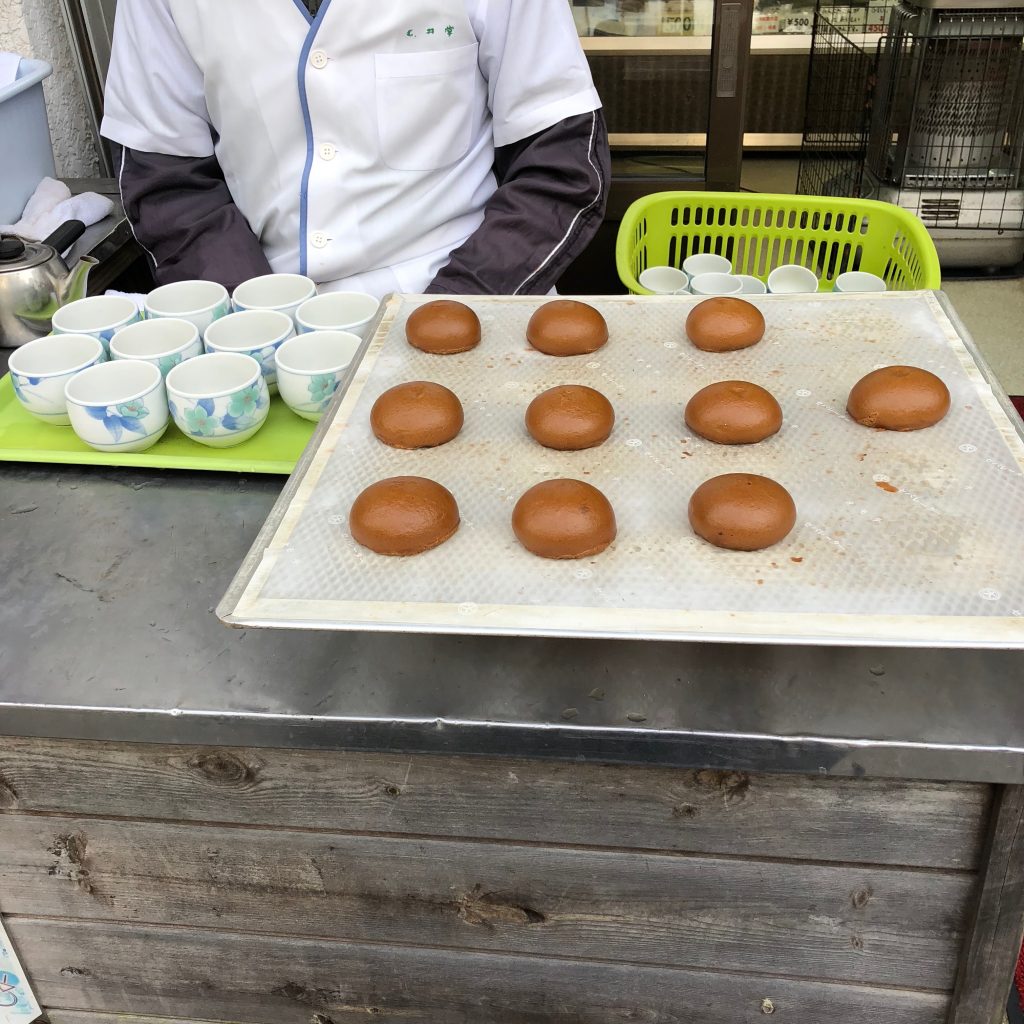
xmin=876 ymin=481 xmax=899 ymax=493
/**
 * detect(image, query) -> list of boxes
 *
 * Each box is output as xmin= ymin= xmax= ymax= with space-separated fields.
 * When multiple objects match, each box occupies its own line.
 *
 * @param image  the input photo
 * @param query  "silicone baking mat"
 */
xmin=0 ymin=374 xmax=314 ymax=475
xmin=220 ymin=292 xmax=1024 ymax=647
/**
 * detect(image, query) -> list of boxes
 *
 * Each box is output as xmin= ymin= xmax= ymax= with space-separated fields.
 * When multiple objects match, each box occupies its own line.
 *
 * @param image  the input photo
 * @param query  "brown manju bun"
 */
xmin=512 ymin=479 xmax=617 ymax=560
xmin=525 ymin=385 xmax=615 ymax=451
xmin=406 ymin=300 xmax=481 ymax=355
xmin=349 ymin=476 xmax=460 ymax=556
xmin=684 ymin=380 xmax=782 ymax=445
xmin=686 ymin=297 xmax=765 ymax=352
xmin=370 ymin=381 xmax=464 ymax=449
xmin=847 ymin=365 xmax=950 ymax=431
xmin=688 ymin=473 xmax=796 ymax=551
xmin=526 ymin=300 xmax=609 ymax=357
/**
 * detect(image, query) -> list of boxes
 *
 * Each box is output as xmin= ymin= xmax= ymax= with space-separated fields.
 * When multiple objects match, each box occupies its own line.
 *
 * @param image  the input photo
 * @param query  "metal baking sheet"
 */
xmin=219 ymin=292 xmax=1024 ymax=648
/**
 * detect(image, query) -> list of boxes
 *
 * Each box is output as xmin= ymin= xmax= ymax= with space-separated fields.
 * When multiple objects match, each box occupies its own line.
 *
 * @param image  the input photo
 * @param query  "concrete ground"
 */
xmin=744 ymin=156 xmax=1024 ymax=396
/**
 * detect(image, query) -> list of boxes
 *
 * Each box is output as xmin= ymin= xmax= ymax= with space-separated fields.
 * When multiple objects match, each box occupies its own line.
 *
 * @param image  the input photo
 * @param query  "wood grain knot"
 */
xmin=672 ymin=804 xmax=699 ymax=819
xmin=695 ymin=770 xmax=751 ymax=804
xmin=383 ymin=783 xmax=402 ymax=798
xmin=187 ymin=750 xmax=258 ymax=786
xmin=47 ymin=833 xmax=94 ymax=895
xmin=0 ymin=772 xmax=18 ymax=809
xmin=851 ymin=887 xmax=873 ymax=909
xmin=60 ymin=966 xmax=91 ymax=978
xmin=760 ymin=998 xmax=775 ymax=1014
xmin=457 ymin=885 xmax=546 ymax=928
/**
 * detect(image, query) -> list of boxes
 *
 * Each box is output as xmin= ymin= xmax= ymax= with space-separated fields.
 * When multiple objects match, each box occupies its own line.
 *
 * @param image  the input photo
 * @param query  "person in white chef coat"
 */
xmin=101 ymin=0 xmax=611 ymax=299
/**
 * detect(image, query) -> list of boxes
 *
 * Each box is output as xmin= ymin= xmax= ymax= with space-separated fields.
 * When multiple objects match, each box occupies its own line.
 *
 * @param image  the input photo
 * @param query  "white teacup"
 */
xmin=275 ymin=330 xmax=362 ymax=422
xmin=834 ymin=271 xmax=887 ymax=294
xmin=203 ymin=309 xmax=295 ymax=394
xmin=233 ymin=273 xmax=317 ymax=325
xmin=690 ymin=273 xmax=743 ymax=296
xmin=8 ymin=333 xmax=107 ymax=425
xmin=683 ymin=253 xmax=732 ymax=277
xmin=51 ymin=295 xmax=141 ymax=353
xmin=64 ymin=359 xmax=168 ymax=453
xmin=768 ymin=265 xmax=820 ymax=294
xmin=734 ymin=275 xmax=768 ymax=295
xmin=110 ymin=318 xmax=202 ymax=378
xmin=144 ymin=280 xmax=231 ymax=336
xmin=638 ymin=266 xmax=690 ymax=295
xmin=296 ymin=291 xmax=379 ymax=339
xmin=166 ymin=352 xmax=270 ymax=448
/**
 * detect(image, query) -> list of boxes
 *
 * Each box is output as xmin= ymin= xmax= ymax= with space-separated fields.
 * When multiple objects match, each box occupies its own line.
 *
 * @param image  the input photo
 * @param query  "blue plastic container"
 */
xmin=0 ymin=57 xmax=56 ymax=224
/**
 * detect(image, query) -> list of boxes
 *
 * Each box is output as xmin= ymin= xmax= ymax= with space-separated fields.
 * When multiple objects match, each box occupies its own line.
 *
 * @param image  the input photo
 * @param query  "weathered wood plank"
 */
xmin=10 ymin=919 xmax=950 ymax=1024
xmin=948 ymin=784 xmax=1024 ymax=1024
xmin=0 ymin=815 xmax=973 ymax=988
xmin=0 ymin=737 xmax=989 ymax=867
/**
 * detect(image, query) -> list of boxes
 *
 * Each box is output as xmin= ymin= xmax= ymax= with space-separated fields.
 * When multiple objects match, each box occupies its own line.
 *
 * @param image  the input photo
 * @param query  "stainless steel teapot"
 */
xmin=0 ymin=221 xmax=98 ymax=348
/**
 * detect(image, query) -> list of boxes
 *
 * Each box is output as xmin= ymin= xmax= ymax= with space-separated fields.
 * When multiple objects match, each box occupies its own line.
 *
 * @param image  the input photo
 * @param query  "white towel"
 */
xmin=0 ymin=52 xmax=21 ymax=89
xmin=1 ymin=176 xmax=114 ymax=249
xmin=104 ymin=290 xmax=147 ymax=313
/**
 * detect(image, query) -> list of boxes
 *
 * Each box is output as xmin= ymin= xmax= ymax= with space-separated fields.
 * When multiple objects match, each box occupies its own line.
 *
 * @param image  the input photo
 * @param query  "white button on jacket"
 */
xmin=102 ymin=0 xmax=602 ymax=299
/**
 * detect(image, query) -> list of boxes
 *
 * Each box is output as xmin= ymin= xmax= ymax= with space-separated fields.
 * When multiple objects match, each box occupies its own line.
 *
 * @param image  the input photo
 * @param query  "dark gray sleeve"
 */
xmin=425 ymin=109 xmax=610 ymax=296
xmin=117 ymin=146 xmax=273 ymax=290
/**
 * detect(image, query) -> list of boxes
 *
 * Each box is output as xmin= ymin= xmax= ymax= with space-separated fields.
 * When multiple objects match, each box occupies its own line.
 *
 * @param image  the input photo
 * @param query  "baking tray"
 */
xmin=0 ymin=373 xmax=315 ymax=474
xmin=219 ymin=292 xmax=1024 ymax=648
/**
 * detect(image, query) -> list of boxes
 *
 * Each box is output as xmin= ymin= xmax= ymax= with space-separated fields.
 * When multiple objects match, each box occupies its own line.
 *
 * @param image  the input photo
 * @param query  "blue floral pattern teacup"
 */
xmin=64 ymin=360 xmax=168 ymax=453
xmin=110 ymin=317 xmax=203 ymax=378
xmin=232 ymin=273 xmax=317 ymax=327
xmin=8 ymin=333 xmax=108 ymax=425
xmin=166 ymin=352 xmax=270 ymax=448
xmin=274 ymin=330 xmax=362 ymax=422
xmin=51 ymin=295 xmax=141 ymax=354
xmin=295 ymin=291 xmax=379 ymax=340
xmin=144 ymin=280 xmax=231 ymax=337
xmin=203 ymin=309 xmax=295 ymax=394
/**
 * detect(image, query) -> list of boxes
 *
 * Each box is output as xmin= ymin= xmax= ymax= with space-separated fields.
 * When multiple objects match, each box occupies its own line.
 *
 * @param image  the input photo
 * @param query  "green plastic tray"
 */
xmin=0 ymin=373 xmax=314 ymax=474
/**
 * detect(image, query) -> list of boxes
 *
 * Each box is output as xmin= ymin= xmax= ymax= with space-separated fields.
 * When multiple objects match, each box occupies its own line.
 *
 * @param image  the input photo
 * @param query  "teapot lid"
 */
xmin=0 ymin=235 xmax=52 ymax=273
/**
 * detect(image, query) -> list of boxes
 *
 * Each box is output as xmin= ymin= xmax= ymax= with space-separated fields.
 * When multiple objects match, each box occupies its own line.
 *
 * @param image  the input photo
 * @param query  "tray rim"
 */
xmin=217 ymin=291 xmax=1024 ymax=648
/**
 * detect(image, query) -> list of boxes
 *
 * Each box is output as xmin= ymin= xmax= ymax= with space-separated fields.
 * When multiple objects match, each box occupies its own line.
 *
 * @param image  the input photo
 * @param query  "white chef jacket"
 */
xmin=101 ymin=0 xmax=602 ymax=298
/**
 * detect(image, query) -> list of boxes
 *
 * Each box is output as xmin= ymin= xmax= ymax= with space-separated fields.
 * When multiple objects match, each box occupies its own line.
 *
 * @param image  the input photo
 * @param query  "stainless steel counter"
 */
xmin=1 ymin=456 xmax=1022 ymax=783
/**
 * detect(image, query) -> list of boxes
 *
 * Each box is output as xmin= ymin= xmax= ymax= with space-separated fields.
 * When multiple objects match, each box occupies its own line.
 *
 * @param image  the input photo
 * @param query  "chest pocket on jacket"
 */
xmin=374 ymin=43 xmax=480 ymax=172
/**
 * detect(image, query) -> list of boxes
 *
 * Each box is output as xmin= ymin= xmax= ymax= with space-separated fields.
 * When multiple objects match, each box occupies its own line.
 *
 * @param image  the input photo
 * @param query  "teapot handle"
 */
xmin=42 ymin=219 xmax=86 ymax=256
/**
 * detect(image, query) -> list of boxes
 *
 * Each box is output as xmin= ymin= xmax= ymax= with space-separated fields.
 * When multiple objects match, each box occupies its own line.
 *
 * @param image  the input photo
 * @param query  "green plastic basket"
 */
xmin=616 ymin=191 xmax=942 ymax=295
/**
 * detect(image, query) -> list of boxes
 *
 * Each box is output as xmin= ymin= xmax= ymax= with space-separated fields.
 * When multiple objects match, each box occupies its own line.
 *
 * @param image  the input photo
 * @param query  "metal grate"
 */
xmin=802 ymin=1 xmax=1024 ymax=264
xmin=797 ymin=3 xmax=898 ymax=199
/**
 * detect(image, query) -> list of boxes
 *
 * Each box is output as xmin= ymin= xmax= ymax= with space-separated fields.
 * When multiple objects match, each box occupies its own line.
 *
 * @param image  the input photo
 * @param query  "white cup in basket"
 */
xmin=683 ymin=253 xmax=732 ymax=277
xmin=733 ymin=275 xmax=768 ymax=295
xmin=767 ymin=265 xmax=819 ymax=294
xmin=690 ymin=273 xmax=743 ymax=297
xmin=638 ymin=266 xmax=690 ymax=295
xmin=834 ymin=271 xmax=887 ymax=294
